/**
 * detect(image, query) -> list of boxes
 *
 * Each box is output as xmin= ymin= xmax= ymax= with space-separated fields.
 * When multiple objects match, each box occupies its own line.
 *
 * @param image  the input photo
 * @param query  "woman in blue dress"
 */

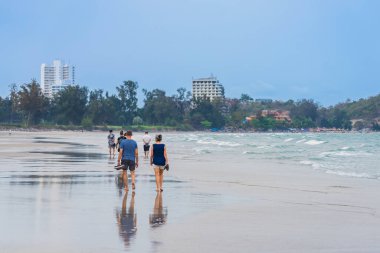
xmin=150 ymin=134 xmax=169 ymax=192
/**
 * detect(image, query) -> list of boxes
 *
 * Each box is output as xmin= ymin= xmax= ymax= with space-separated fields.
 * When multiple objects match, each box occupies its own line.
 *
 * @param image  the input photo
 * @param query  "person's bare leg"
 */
xmin=123 ymin=170 xmax=128 ymax=191
xmin=131 ymin=171 xmax=136 ymax=190
xmin=159 ymin=169 xmax=164 ymax=191
xmin=154 ymin=167 xmax=160 ymax=192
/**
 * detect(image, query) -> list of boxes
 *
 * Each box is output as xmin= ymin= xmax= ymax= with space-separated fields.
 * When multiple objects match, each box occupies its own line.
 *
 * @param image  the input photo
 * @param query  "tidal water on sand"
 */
xmin=1 ymin=131 xmax=379 ymax=252
xmin=0 ymin=131 xmax=236 ymax=252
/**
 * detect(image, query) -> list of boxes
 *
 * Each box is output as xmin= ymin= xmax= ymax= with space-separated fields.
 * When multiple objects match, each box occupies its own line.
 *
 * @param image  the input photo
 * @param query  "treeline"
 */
xmin=0 ymin=80 xmax=222 ymax=130
xmin=0 ymin=80 xmax=379 ymax=131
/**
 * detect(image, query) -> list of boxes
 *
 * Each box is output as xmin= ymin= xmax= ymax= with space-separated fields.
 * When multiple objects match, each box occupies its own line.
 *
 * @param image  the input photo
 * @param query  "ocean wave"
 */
xmin=284 ymin=138 xmax=294 ymax=142
xmin=193 ymin=147 xmax=211 ymax=154
xmin=197 ymin=139 xmax=241 ymax=147
xmin=325 ymin=170 xmax=374 ymax=179
xmin=319 ymin=151 xmax=372 ymax=157
xmin=304 ymin=140 xmax=326 ymax=145
xmin=299 ymin=160 xmax=321 ymax=168
xmin=256 ymin=145 xmax=270 ymax=149
xmin=296 ymin=139 xmax=306 ymax=143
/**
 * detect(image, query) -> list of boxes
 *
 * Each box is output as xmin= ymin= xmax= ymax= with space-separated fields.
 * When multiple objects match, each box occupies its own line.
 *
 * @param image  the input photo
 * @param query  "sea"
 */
xmin=173 ymin=132 xmax=380 ymax=180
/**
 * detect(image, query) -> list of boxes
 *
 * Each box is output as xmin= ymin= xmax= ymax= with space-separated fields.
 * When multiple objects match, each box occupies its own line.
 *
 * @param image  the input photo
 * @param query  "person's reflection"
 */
xmin=115 ymin=173 xmax=125 ymax=196
xmin=149 ymin=192 xmax=168 ymax=227
xmin=116 ymin=192 xmax=137 ymax=248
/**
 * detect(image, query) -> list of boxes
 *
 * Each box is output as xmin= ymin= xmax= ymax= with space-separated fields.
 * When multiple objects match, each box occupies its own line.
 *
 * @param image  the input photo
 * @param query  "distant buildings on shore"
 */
xmin=246 ymin=110 xmax=291 ymax=122
xmin=41 ymin=60 xmax=75 ymax=98
xmin=192 ymin=76 xmax=224 ymax=101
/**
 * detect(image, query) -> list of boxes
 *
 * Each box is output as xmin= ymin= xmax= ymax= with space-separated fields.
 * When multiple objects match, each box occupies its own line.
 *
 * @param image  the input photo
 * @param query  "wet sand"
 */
xmin=0 ymin=131 xmax=379 ymax=252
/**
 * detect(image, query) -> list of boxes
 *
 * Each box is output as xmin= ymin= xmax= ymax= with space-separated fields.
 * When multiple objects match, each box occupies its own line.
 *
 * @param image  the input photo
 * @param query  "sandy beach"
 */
xmin=0 ymin=131 xmax=379 ymax=252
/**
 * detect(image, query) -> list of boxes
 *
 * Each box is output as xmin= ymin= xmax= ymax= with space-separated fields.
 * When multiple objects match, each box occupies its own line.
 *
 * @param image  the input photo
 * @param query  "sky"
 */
xmin=0 ymin=0 xmax=379 ymax=106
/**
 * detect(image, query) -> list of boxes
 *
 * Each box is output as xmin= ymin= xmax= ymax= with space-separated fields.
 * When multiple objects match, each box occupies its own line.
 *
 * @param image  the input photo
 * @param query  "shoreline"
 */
xmin=1 ymin=127 xmax=378 ymax=134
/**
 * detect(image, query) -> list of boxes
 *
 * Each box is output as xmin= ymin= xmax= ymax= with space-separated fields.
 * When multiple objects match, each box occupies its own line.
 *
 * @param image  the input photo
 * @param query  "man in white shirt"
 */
xmin=142 ymin=131 xmax=152 ymax=159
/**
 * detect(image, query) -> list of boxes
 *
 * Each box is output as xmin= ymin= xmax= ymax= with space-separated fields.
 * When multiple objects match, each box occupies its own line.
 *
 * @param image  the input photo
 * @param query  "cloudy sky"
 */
xmin=1 ymin=0 xmax=379 ymax=105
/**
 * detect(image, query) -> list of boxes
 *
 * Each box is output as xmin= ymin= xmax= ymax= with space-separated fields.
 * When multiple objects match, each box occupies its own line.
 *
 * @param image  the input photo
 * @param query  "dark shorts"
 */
xmin=144 ymin=144 xmax=150 ymax=151
xmin=121 ymin=160 xmax=136 ymax=171
xmin=109 ymin=143 xmax=116 ymax=149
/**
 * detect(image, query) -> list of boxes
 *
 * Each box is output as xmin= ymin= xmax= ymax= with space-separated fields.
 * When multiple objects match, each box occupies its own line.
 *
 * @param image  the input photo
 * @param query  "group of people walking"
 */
xmin=107 ymin=130 xmax=169 ymax=192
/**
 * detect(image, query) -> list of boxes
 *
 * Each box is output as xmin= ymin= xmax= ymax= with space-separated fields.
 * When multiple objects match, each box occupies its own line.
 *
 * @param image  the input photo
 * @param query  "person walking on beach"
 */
xmin=150 ymin=134 xmax=169 ymax=192
xmin=142 ymin=131 xmax=152 ymax=159
xmin=108 ymin=130 xmax=116 ymax=156
xmin=117 ymin=130 xmax=126 ymax=153
xmin=117 ymin=130 xmax=139 ymax=191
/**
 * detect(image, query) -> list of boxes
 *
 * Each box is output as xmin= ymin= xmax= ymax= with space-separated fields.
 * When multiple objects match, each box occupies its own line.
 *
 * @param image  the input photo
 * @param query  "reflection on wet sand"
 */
xmin=115 ymin=173 xmax=125 ymax=196
xmin=8 ymin=174 xmax=114 ymax=186
xmin=29 ymin=150 xmax=105 ymax=159
xmin=116 ymin=192 xmax=137 ymax=249
xmin=149 ymin=192 xmax=168 ymax=227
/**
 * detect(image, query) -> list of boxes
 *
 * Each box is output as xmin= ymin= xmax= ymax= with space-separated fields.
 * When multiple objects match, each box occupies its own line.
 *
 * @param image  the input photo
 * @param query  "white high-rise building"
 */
xmin=40 ymin=60 xmax=75 ymax=98
xmin=192 ymin=76 xmax=224 ymax=101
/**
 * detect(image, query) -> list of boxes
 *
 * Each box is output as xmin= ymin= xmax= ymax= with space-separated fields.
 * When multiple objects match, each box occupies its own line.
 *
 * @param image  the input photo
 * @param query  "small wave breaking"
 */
xmin=304 ymin=140 xmax=326 ymax=145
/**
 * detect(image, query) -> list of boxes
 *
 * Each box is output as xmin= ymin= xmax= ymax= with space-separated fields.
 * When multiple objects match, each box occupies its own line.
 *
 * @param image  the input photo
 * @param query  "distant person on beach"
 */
xmin=142 ymin=131 xmax=152 ymax=159
xmin=107 ymin=130 xmax=116 ymax=156
xmin=118 ymin=130 xmax=138 ymax=191
xmin=117 ymin=130 xmax=126 ymax=153
xmin=150 ymin=134 xmax=169 ymax=192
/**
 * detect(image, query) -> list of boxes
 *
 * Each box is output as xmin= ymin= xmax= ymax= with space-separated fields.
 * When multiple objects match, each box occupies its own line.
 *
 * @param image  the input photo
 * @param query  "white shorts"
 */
xmin=153 ymin=164 xmax=165 ymax=170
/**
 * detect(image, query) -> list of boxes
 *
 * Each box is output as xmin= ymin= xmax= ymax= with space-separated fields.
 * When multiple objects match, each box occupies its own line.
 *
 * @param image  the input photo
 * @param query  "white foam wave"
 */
xmin=340 ymin=146 xmax=350 ymax=150
xmin=296 ymin=139 xmax=306 ymax=143
xmin=197 ymin=139 xmax=241 ymax=147
xmin=305 ymin=140 xmax=325 ymax=145
xmin=320 ymin=151 xmax=372 ymax=157
xmin=193 ymin=147 xmax=211 ymax=154
xmin=299 ymin=160 xmax=321 ymax=168
xmin=325 ymin=170 xmax=372 ymax=179
xmin=284 ymin=138 xmax=294 ymax=142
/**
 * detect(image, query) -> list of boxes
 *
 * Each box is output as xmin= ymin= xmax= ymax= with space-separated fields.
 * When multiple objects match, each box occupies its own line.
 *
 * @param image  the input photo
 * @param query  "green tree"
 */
xmin=173 ymin=87 xmax=192 ymax=117
xmin=190 ymin=97 xmax=225 ymax=129
xmin=9 ymin=83 xmax=19 ymax=124
xmin=200 ymin=120 xmax=212 ymax=129
xmin=132 ymin=116 xmax=143 ymax=125
xmin=240 ymin=93 xmax=253 ymax=102
xmin=330 ymin=108 xmax=352 ymax=129
xmin=353 ymin=121 xmax=365 ymax=130
xmin=85 ymin=89 xmax=121 ymax=125
xmin=116 ymin=80 xmax=138 ymax=124
xmin=17 ymin=80 xmax=48 ymax=126
xmin=0 ymin=96 xmax=11 ymax=123
xmin=291 ymin=117 xmax=315 ymax=128
xmin=52 ymin=85 xmax=88 ymax=125
xmin=142 ymin=89 xmax=182 ymax=126
xmin=251 ymin=117 xmax=276 ymax=131
xmin=290 ymin=99 xmax=319 ymax=122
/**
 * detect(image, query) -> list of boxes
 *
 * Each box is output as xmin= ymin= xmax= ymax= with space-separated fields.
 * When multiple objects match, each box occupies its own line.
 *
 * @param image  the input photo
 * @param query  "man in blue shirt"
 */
xmin=117 ymin=130 xmax=139 ymax=191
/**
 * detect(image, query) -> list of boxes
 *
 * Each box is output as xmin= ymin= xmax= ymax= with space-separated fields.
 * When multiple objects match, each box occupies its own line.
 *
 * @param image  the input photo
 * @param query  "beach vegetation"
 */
xmin=1 ymin=80 xmax=379 ymax=132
